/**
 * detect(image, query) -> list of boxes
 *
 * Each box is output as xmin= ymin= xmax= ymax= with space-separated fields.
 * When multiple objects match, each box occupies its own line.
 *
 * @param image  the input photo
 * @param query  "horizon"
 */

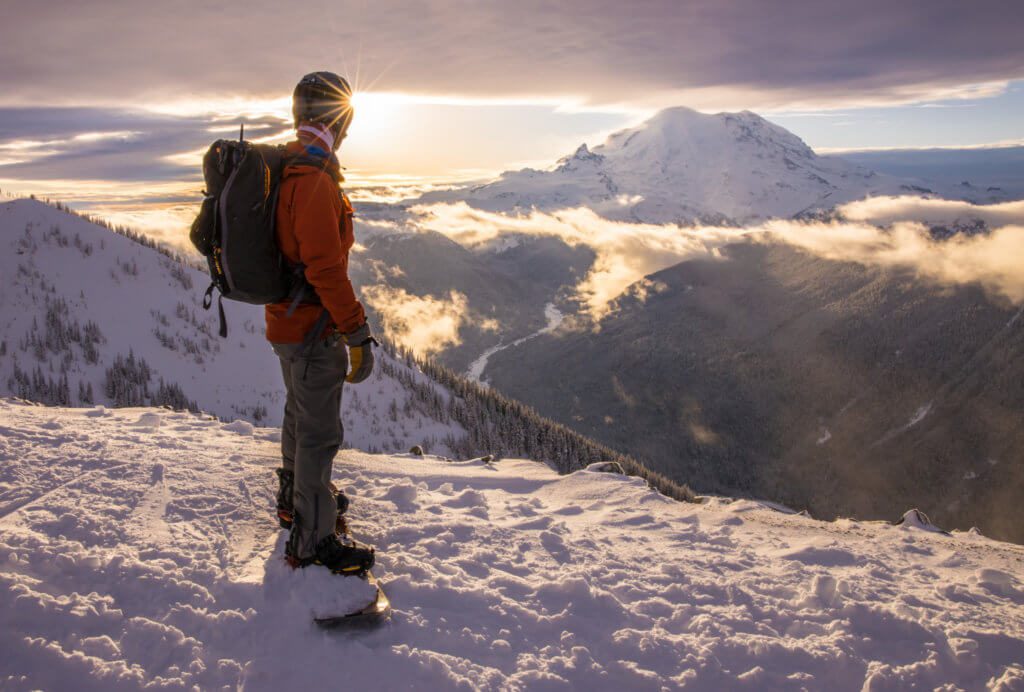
xmin=2 ymin=0 xmax=1023 ymax=245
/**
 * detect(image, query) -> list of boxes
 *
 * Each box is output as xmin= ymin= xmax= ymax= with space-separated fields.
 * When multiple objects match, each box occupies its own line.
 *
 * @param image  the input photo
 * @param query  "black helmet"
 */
xmin=292 ymin=71 xmax=354 ymax=140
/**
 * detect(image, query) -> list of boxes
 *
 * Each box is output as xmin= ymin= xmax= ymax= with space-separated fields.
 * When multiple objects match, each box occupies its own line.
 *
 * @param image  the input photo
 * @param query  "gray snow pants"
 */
xmin=272 ymin=336 xmax=348 ymax=558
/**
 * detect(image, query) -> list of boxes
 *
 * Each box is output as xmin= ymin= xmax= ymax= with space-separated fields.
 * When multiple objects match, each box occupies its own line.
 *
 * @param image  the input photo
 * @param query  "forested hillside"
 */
xmin=486 ymin=241 xmax=1024 ymax=542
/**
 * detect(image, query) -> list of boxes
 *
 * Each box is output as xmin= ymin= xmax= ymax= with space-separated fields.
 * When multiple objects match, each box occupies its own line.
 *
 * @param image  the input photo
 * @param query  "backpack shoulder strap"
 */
xmin=284 ymin=151 xmax=343 ymax=184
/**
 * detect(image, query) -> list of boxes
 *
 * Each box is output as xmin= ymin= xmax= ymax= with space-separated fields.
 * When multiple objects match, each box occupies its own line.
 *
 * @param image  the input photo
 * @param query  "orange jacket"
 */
xmin=264 ymin=140 xmax=366 ymax=343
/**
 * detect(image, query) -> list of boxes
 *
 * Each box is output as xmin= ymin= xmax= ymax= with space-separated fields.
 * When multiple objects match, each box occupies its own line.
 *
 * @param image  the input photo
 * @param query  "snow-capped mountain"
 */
xmin=0 ymin=197 xmax=467 ymax=455
xmin=421 ymin=107 xmax=908 ymax=223
xmin=1 ymin=400 xmax=1022 ymax=690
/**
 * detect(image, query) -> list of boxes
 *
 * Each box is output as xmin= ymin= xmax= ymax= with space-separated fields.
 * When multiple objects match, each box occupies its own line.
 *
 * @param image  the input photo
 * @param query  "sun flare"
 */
xmin=346 ymin=91 xmax=407 ymax=140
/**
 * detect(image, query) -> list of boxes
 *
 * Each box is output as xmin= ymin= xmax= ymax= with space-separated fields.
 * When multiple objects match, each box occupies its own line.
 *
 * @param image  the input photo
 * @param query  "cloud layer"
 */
xmin=2 ymin=1 xmax=1022 ymax=110
xmin=360 ymin=285 xmax=469 ymax=357
xmin=409 ymin=197 xmax=1024 ymax=318
xmin=838 ymin=196 xmax=1024 ymax=228
xmin=767 ymin=197 xmax=1024 ymax=304
xmin=410 ymin=202 xmax=750 ymax=318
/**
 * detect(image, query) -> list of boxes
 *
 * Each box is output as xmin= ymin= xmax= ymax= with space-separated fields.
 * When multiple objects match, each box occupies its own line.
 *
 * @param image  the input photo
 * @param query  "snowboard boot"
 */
xmin=275 ymin=468 xmax=294 ymax=529
xmin=286 ymin=532 xmax=375 ymax=576
xmin=334 ymin=489 xmax=350 ymax=535
xmin=275 ymin=469 xmax=349 ymax=534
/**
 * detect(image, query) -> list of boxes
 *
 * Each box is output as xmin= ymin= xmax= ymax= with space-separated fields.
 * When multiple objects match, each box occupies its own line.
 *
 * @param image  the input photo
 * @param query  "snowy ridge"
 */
xmin=0 ymin=198 xmax=695 ymax=491
xmin=420 ymin=107 xmax=910 ymax=223
xmin=0 ymin=198 xmax=467 ymax=456
xmin=1 ymin=401 xmax=1023 ymax=690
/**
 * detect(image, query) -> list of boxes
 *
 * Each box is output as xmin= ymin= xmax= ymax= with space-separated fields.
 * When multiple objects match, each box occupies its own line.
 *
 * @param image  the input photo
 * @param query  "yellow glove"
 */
xmin=342 ymin=323 xmax=377 ymax=384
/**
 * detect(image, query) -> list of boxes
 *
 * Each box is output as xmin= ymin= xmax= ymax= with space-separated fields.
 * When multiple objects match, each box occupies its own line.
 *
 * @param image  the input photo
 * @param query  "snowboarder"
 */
xmin=268 ymin=72 xmax=376 ymax=576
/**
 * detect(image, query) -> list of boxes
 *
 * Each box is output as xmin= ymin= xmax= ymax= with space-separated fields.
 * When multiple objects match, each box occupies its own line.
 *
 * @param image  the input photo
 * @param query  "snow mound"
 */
xmin=222 ymin=419 xmax=255 ymax=436
xmin=1 ymin=400 xmax=1023 ymax=690
xmin=134 ymin=411 xmax=162 ymax=428
xmin=896 ymin=508 xmax=949 ymax=534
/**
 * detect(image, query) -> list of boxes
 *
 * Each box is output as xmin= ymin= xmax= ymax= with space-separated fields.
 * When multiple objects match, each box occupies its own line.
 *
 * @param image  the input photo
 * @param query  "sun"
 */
xmin=345 ymin=92 xmax=406 ymax=140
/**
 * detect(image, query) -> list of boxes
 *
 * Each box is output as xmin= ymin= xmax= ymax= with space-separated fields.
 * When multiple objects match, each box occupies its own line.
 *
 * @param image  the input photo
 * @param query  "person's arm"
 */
xmin=290 ymin=171 xmax=366 ymax=334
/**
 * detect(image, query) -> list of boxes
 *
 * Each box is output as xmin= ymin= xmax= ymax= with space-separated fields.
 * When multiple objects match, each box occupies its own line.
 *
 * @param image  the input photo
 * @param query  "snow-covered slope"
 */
xmin=2 ymin=400 xmax=1022 ymax=690
xmin=421 ymin=107 xmax=909 ymax=224
xmin=0 ymin=198 xmax=466 ymax=454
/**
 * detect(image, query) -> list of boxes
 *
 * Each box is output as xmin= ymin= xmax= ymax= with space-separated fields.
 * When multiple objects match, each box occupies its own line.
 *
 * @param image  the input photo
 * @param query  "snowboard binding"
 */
xmin=286 ymin=533 xmax=376 ymax=577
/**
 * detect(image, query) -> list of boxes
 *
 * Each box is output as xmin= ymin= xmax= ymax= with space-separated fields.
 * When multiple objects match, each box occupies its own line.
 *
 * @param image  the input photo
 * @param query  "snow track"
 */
xmin=1 ymin=400 xmax=1023 ymax=690
xmin=0 ymin=461 xmax=130 ymax=525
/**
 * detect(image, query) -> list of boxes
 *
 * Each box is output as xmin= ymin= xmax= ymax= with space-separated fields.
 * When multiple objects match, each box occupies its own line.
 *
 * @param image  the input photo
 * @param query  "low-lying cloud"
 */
xmin=410 ymin=202 xmax=749 ymax=318
xmin=761 ymin=217 xmax=1024 ymax=304
xmin=408 ymin=197 xmax=1024 ymax=318
xmin=837 ymin=195 xmax=1024 ymax=228
xmin=360 ymin=285 xmax=469 ymax=357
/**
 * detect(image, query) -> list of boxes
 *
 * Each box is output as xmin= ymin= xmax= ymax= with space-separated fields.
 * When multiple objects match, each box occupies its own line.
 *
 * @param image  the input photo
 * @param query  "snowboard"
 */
xmin=314 ymin=491 xmax=391 ymax=627
xmin=313 ymin=568 xmax=391 ymax=628
xmin=269 ymin=522 xmax=390 ymax=628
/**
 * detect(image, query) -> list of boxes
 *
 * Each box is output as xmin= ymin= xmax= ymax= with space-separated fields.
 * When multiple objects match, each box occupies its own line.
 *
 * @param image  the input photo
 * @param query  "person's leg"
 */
xmin=275 ymin=337 xmax=348 ymax=558
xmin=272 ymin=347 xmax=299 ymax=526
xmin=278 ymin=352 xmax=298 ymax=473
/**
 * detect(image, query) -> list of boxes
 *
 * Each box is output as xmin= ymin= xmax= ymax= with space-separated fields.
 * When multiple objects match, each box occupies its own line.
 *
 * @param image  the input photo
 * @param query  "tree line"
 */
xmin=377 ymin=339 xmax=697 ymax=503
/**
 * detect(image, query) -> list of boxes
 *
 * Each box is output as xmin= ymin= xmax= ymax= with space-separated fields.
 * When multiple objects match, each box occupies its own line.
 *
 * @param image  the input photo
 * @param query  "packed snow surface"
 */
xmin=2 ymin=400 xmax=1023 ymax=690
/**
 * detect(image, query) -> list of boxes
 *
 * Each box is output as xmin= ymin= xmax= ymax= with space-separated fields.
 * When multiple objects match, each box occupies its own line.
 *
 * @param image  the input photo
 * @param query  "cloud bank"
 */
xmin=837 ymin=195 xmax=1024 ymax=228
xmin=761 ymin=217 xmax=1024 ymax=304
xmin=410 ymin=202 xmax=750 ymax=318
xmin=409 ymin=197 xmax=1024 ymax=318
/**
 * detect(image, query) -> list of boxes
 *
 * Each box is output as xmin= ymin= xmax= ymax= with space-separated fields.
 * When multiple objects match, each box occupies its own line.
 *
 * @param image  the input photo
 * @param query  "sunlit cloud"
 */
xmin=751 ymin=79 xmax=1015 ymax=115
xmin=407 ymin=197 xmax=1024 ymax=319
xmin=0 ymin=131 xmax=139 ymax=149
xmin=760 ymin=218 xmax=1024 ymax=304
xmin=408 ymin=202 xmax=749 ymax=318
xmin=0 ymin=131 xmax=141 ymax=161
xmin=360 ymin=285 xmax=468 ymax=357
xmin=0 ymin=177 xmax=199 ymax=203
xmin=206 ymin=123 xmax=275 ymax=134
xmin=143 ymin=97 xmax=292 ymax=122
xmin=3 ymin=0 xmax=1022 ymax=115
xmin=838 ymin=196 xmax=1024 ymax=227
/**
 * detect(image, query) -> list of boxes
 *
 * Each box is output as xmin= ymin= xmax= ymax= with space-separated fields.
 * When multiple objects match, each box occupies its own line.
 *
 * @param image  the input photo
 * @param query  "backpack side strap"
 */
xmin=203 ymin=281 xmax=229 ymax=338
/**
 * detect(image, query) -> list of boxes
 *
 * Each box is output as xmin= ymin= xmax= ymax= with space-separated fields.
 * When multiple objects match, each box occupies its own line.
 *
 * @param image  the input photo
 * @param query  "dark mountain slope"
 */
xmin=485 ymin=242 xmax=1024 ymax=541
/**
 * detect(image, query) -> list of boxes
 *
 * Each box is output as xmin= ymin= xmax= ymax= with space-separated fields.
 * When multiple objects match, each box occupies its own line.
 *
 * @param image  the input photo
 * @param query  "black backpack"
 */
xmin=190 ymin=130 xmax=323 ymax=337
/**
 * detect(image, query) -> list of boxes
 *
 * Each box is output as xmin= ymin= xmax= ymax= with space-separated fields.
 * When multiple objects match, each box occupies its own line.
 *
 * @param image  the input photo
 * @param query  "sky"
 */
xmin=1 ymin=0 xmax=1022 ymax=240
